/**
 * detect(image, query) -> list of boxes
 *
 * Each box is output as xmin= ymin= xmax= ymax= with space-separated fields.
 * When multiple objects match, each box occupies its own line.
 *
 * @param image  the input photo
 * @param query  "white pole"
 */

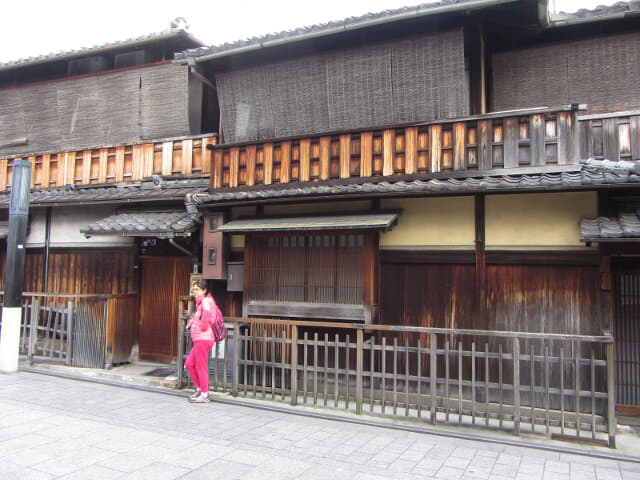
xmin=0 ymin=307 xmax=22 ymax=373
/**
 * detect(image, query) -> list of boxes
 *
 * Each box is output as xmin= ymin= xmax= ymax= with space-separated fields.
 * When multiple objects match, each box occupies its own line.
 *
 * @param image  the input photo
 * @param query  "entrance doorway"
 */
xmin=139 ymin=256 xmax=192 ymax=362
xmin=613 ymin=261 xmax=640 ymax=415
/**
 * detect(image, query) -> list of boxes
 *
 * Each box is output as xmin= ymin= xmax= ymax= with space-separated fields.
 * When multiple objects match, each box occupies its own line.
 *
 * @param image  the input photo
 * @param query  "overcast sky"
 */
xmin=0 ymin=0 xmax=620 ymax=64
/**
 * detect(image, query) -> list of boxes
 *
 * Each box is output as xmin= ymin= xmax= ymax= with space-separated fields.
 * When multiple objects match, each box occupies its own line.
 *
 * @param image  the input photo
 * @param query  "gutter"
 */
xmin=178 ymin=0 xmax=519 ymax=64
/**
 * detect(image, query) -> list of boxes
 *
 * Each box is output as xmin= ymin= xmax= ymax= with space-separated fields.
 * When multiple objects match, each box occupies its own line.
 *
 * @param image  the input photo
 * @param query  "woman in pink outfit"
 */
xmin=185 ymin=280 xmax=216 ymax=403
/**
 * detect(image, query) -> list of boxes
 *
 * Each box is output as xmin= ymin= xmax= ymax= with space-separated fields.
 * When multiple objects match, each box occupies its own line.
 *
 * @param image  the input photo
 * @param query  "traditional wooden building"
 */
xmin=0 ymin=28 xmax=218 ymax=365
xmin=171 ymin=0 xmax=640 ymax=432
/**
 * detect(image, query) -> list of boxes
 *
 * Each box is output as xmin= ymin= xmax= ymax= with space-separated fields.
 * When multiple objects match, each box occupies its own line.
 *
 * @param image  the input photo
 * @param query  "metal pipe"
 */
xmin=168 ymin=238 xmax=193 ymax=256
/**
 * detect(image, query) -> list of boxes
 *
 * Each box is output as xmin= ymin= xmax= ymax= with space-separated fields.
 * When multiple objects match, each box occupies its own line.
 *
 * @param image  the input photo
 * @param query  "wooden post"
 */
xmin=356 ymin=328 xmax=364 ymax=415
xmin=606 ymin=341 xmax=616 ymax=448
xmin=232 ymin=320 xmax=240 ymax=396
xmin=430 ymin=333 xmax=437 ymax=424
xmin=290 ymin=325 xmax=298 ymax=406
xmin=28 ymin=298 xmax=39 ymax=365
xmin=66 ymin=301 xmax=74 ymax=366
xmin=513 ymin=337 xmax=521 ymax=435
xmin=176 ymin=314 xmax=186 ymax=389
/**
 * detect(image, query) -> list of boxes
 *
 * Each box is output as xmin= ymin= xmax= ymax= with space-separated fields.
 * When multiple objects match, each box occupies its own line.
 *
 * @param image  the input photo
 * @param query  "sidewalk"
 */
xmin=15 ymin=361 xmax=640 ymax=456
xmin=1 ymin=370 xmax=640 ymax=480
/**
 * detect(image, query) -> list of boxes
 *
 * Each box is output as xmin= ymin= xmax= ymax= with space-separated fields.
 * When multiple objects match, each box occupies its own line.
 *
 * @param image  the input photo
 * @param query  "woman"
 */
xmin=185 ymin=280 xmax=216 ymax=403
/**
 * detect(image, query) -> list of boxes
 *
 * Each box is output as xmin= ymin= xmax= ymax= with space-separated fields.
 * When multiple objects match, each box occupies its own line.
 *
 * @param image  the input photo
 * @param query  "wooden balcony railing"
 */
xmin=579 ymin=110 xmax=640 ymax=163
xmin=210 ymin=106 xmax=581 ymax=190
xmin=0 ymin=134 xmax=216 ymax=192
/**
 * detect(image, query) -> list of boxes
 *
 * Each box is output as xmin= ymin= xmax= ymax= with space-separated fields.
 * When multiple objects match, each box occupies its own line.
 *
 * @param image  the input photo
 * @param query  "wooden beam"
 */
xmin=41 ymin=154 xmax=51 ymax=188
xmin=475 ymin=194 xmax=486 ymax=330
xmin=212 ymin=150 xmax=223 ymax=189
xmin=340 ymin=134 xmax=351 ymax=179
xmin=132 ymin=144 xmax=144 ymax=180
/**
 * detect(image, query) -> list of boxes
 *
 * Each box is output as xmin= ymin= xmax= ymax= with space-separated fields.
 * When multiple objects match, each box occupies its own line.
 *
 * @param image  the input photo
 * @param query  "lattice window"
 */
xmin=248 ymin=233 xmax=365 ymax=305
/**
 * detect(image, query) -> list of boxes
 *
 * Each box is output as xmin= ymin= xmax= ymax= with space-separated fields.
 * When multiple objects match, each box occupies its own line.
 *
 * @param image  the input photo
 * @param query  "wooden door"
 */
xmin=139 ymin=257 xmax=192 ymax=362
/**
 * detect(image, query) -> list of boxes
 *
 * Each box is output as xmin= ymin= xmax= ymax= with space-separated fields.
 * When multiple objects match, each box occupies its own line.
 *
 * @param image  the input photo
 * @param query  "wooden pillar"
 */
xmin=475 ymin=194 xmax=486 ymax=330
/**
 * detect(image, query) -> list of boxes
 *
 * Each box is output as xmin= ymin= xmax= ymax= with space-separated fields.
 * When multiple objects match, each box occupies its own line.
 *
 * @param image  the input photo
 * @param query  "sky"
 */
xmin=0 ymin=0 xmax=621 ymax=64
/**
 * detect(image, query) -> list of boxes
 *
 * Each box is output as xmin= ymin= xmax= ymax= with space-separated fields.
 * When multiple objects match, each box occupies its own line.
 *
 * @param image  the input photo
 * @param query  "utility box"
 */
xmin=227 ymin=262 xmax=244 ymax=292
xmin=202 ymin=212 xmax=228 ymax=279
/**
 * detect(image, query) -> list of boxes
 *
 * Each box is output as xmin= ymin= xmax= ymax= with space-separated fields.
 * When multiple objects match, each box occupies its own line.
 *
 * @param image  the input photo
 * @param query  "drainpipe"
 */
xmin=168 ymin=238 xmax=193 ymax=257
xmin=43 ymin=207 xmax=52 ymax=293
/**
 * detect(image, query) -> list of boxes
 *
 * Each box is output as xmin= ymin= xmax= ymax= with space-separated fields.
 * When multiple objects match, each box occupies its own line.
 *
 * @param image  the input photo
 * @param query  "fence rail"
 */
xmin=176 ymin=305 xmax=616 ymax=447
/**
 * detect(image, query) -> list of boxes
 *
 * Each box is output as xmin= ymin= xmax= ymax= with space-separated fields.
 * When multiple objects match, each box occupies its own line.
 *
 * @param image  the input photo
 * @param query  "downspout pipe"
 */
xmin=168 ymin=238 xmax=193 ymax=257
xmin=43 ymin=207 xmax=52 ymax=293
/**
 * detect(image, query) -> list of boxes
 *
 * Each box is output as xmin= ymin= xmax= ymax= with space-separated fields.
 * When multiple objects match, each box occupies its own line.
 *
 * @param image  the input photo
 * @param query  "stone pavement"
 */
xmin=1 ymin=372 xmax=639 ymax=480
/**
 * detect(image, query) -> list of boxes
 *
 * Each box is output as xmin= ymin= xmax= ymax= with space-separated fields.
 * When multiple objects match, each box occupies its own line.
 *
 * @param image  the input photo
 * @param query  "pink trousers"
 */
xmin=185 ymin=340 xmax=214 ymax=393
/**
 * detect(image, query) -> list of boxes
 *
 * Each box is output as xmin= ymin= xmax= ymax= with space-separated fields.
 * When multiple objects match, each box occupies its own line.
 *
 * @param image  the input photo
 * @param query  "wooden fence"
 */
xmin=0 ymin=293 xmax=137 ymax=368
xmin=176 ymin=309 xmax=616 ymax=447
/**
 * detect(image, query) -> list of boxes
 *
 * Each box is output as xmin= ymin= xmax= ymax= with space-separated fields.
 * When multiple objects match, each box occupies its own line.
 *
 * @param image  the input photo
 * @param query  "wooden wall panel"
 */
xmin=1 ymin=249 xmax=137 ymax=295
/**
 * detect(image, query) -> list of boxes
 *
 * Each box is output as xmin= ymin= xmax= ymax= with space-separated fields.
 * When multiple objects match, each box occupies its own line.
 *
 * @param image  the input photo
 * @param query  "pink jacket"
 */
xmin=190 ymin=294 xmax=216 ymax=342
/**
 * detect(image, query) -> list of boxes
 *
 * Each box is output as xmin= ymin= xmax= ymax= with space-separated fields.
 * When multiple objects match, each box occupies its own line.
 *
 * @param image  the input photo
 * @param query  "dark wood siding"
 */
xmin=380 ymin=260 xmax=601 ymax=335
xmin=0 ymin=248 xmax=136 ymax=295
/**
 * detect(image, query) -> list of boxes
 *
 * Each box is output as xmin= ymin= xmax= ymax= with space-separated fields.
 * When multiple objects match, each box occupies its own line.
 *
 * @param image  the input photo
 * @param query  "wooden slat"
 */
xmin=453 ymin=122 xmax=466 ymax=171
xmin=558 ymin=112 xmax=578 ymax=165
xmin=82 ymin=151 xmax=91 ymax=184
xmin=478 ymin=120 xmax=492 ymax=170
xmin=97 ymin=149 xmax=108 ymax=183
xmin=340 ymin=135 xmax=351 ymax=179
xmin=531 ymin=115 xmax=545 ymax=166
xmin=115 ymin=146 xmax=125 ymax=182
xmin=319 ymin=136 xmax=330 ymax=181
xmin=181 ymin=139 xmax=193 ymax=175
xmin=360 ymin=132 xmax=373 ymax=177
xmin=41 ymin=154 xmax=51 ymax=188
xmin=202 ymin=137 xmax=215 ymax=174
xmin=631 ymin=116 xmax=640 ymax=161
xmin=0 ymin=159 xmax=7 ymax=191
xmin=504 ymin=118 xmax=518 ymax=168
xmin=161 ymin=141 xmax=173 ymax=176
xmin=280 ymin=141 xmax=291 ymax=184
xmin=212 ymin=150 xmax=223 ymax=189
xmin=230 ymin=147 xmax=240 ymax=188
xmin=405 ymin=127 xmax=417 ymax=175
xmin=27 ymin=156 xmax=36 ymax=188
xmin=429 ymin=125 xmax=442 ymax=173
xmin=131 ymin=144 xmax=144 ymax=180
xmin=383 ymin=129 xmax=394 ymax=176
xmin=246 ymin=145 xmax=257 ymax=186
xmin=300 ymin=139 xmax=311 ymax=182
xmin=264 ymin=143 xmax=274 ymax=185
xmin=64 ymin=152 xmax=75 ymax=185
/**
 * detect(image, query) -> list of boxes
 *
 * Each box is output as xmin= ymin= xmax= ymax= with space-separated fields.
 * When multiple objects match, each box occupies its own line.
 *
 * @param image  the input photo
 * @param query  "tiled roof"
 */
xmin=175 ymin=0 xmax=512 ymax=63
xmin=188 ymin=159 xmax=640 ymax=206
xmin=0 ymin=176 xmax=209 ymax=208
xmin=217 ymin=212 xmax=400 ymax=233
xmin=81 ymin=210 xmax=199 ymax=237
xmin=0 ymin=29 xmax=202 ymax=71
xmin=581 ymin=210 xmax=640 ymax=241
xmin=548 ymin=1 xmax=640 ymax=26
